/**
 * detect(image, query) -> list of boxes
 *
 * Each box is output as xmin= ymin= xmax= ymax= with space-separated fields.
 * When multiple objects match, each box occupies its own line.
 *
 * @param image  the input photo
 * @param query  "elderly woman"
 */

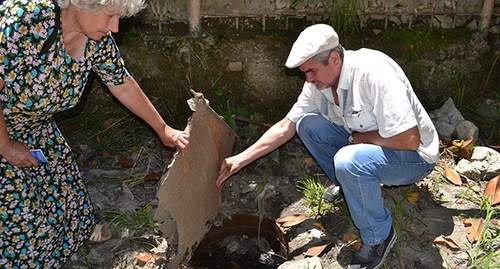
xmin=0 ymin=0 xmax=188 ymax=267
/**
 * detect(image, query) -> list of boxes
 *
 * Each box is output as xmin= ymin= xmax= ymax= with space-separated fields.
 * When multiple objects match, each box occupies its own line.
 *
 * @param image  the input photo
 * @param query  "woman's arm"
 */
xmin=107 ymin=77 xmax=189 ymax=155
xmin=0 ymin=80 xmax=40 ymax=167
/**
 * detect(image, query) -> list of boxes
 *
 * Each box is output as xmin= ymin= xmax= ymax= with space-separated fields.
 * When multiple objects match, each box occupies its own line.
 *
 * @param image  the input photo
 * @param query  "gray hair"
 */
xmin=57 ymin=0 xmax=146 ymax=17
xmin=312 ymin=44 xmax=344 ymax=66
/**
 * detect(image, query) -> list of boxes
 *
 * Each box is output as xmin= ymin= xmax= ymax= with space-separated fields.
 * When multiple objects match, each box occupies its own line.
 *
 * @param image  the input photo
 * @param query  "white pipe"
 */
xmin=480 ymin=0 xmax=494 ymax=32
xmin=189 ymin=0 xmax=201 ymax=37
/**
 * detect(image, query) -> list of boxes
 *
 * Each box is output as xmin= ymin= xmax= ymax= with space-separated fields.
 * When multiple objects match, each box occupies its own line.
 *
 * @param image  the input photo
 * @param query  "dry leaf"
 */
xmin=144 ymin=172 xmax=163 ymax=182
xmin=372 ymin=29 xmax=382 ymax=35
xmin=312 ymin=220 xmax=325 ymax=231
xmin=465 ymin=218 xmax=484 ymax=243
xmin=343 ymin=233 xmax=360 ymax=243
xmin=407 ymin=192 xmax=419 ymax=204
xmin=277 ymin=214 xmax=307 ymax=227
xmin=448 ymin=139 xmax=474 ymax=159
xmin=408 ymin=232 xmax=420 ymax=241
xmin=104 ymin=119 xmax=115 ymax=129
xmin=135 ymin=252 xmax=153 ymax=262
xmin=231 ymin=261 xmax=242 ymax=269
xmin=342 ymin=233 xmax=362 ymax=250
xmin=463 ymin=219 xmax=472 ymax=226
xmin=304 ymin=157 xmax=314 ymax=166
xmin=119 ymin=156 xmax=133 ymax=168
xmin=443 ymin=163 xmax=462 ymax=185
xmin=433 ymin=235 xmax=460 ymax=249
xmin=483 ymin=175 xmax=500 ymax=206
xmin=305 ymin=242 xmax=331 ymax=256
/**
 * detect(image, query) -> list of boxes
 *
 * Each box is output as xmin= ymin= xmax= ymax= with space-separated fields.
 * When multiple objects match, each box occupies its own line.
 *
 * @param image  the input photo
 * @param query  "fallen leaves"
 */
xmin=304 ymin=157 xmax=314 ymax=166
xmin=276 ymin=215 xmax=332 ymax=257
xmin=483 ymin=175 xmax=500 ymax=206
xmin=119 ymin=156 xmax=133 ymax=168
xmin=447 ymin=139 xmax=474 ymax=159
xmin=134 ymin=252 xmax=165 ymax=265
xmin=465 ymin=218 xmax=484 ymax=244
xmin=433 ymin=235 xmax=460 ymax=249
xmin=276 ymin=214 xmax=307 ymax=227
xmin=144 ymin=172 xmax=163 ymax=183
xmin=342 ymin=233 xmax=362 ymax=251
xmin=407 ymin=192 xmax=419 ymax=204
xmin=312 ymin=220 xmax=325 ymax=231
xmin=305 ymin=241 xmax=331 ymax=256
xmin=443 ymin=162 xmax=462 ymax=186
xmin=135 ymin=252 xmax=154 ymax=262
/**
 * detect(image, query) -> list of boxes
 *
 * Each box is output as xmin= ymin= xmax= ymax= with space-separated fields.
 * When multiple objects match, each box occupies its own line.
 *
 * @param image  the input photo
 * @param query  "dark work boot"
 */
xmin=322 ymin=185 xmax=344 ymax=203
xmin=348 ymin=226 xmax=397 ymax=269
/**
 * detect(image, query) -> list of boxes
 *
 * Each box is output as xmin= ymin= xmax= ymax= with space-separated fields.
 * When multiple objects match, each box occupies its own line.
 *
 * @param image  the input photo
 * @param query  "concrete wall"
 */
xmin=141 ymin=0 xmax=500 ymax=31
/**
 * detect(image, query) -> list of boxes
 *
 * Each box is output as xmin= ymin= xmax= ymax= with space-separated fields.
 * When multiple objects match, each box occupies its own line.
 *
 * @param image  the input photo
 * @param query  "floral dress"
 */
xmin=0 ymin=0 xmax=130 ymax=267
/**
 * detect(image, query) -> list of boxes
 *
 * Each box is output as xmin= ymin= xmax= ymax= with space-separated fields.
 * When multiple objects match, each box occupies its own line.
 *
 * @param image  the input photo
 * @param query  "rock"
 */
xmin=435 ymin=118 xmax=455 ymax=140
xmin=456 ymin=120 xmax=479 ymax=143
xmin=440 ymin=16 xmax=454 ymax=29
xmin=278 ymin=256 xmax=323 ymax=269
xmin=455 ymin=146 xmax=500 ymax=180
xmin=431 ymin=98 xmax=480 ymax=142
xmin=468 ymin=20 xmax=478 ymax=30
xmin=436 ymin=98 xmax=465 ymax=126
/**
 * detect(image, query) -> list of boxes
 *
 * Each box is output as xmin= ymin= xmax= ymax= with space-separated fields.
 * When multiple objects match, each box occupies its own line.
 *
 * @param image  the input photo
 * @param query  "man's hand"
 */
xmin=0 ymin=139 xmax=39 ymax=167
xmin=216 ymin=155 xmax=243 ymax=187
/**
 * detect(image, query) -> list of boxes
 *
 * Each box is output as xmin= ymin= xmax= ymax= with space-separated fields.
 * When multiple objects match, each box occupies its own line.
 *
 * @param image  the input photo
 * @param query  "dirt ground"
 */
xmin=61 ymin=121 xmax=500 ymax=269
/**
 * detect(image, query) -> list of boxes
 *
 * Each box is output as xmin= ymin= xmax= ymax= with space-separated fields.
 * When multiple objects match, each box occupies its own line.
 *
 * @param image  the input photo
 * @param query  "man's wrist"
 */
xmin=348 ymin=133 xmax=354 ymax=145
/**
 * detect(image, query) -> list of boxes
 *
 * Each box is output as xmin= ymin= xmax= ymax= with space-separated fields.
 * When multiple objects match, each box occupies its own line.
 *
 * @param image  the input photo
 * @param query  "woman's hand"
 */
xmin=0 ymin=139 xmax=39 ymax=167
xmin=160 ymin=127 xmax=189 ymax=156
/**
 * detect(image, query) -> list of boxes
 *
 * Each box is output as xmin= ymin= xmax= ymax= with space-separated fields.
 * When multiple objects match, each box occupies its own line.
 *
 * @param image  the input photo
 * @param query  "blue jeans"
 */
xmin=296 ymin=113 xmax=435 ymax=245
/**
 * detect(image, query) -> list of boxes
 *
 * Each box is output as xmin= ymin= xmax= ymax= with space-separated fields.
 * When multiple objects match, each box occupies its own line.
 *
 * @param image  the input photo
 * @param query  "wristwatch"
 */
xmin=348 ymin=134 xmax=354 ymax=145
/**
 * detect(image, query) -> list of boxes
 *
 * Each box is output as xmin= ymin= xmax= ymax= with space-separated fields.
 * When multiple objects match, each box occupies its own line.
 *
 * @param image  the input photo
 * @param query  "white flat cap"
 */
xmin=285 ymin=24 xmax=339 ymax=68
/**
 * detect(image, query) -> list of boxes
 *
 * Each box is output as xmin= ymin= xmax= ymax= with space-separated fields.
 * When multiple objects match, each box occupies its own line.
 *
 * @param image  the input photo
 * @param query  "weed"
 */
xmin=487 ymin=104 xmax=500 ymax=143
xmin=103 ymin=204 xmax=159 ymax=232
xmin=297 ymin=175 xmax=329 ymax=216
xmin=460 ymin=186 xmax=486 ymax=205
xmin=453 ymin=63 xmax=466 ymax=112
xmin=289 ymin=0 xmax=301 ymax=10
xmin=147 ymin=0 xmax=173 ymax=32
xmin=57 ymin=104 xmax=159 ymax=166
xmin=464 ymin=196 xmax=500 ymax=268
xmin=321 ymin=0 xmax=359 ymax=34
xmin=385 ymin=28 xmax=434 ymax=63
xmin=390 ymin=185 xmax=423 ymax=235
xmin=211 ymin=74 xmax=237 ymax=131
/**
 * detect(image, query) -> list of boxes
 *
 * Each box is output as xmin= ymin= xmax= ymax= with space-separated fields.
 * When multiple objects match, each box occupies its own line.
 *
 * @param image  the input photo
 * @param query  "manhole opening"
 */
xmin=191 ymin=214 xmax=289 ymax=269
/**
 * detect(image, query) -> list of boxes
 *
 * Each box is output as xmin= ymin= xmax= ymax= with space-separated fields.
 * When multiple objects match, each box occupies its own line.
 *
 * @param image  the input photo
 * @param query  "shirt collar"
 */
xmin=337 ymin=50 xmax=351 ymax=90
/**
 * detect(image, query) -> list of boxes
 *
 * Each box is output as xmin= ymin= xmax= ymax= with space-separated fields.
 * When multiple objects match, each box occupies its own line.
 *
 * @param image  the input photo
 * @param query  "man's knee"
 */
xmin=334 ymin=146 xmax=371 ymax=181
xmin=296 ymin=113 xmax=320 ymax=139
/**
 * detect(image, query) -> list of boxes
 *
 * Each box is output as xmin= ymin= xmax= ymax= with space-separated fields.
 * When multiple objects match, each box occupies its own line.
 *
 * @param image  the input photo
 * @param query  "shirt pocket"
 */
xmin=344 ymin=109 xmax=377 ymax=132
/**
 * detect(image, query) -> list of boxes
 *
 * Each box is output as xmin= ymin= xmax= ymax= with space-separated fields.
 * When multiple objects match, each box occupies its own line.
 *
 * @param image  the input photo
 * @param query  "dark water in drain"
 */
xmin=193 ymin=236 xmax=282 ymax=269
